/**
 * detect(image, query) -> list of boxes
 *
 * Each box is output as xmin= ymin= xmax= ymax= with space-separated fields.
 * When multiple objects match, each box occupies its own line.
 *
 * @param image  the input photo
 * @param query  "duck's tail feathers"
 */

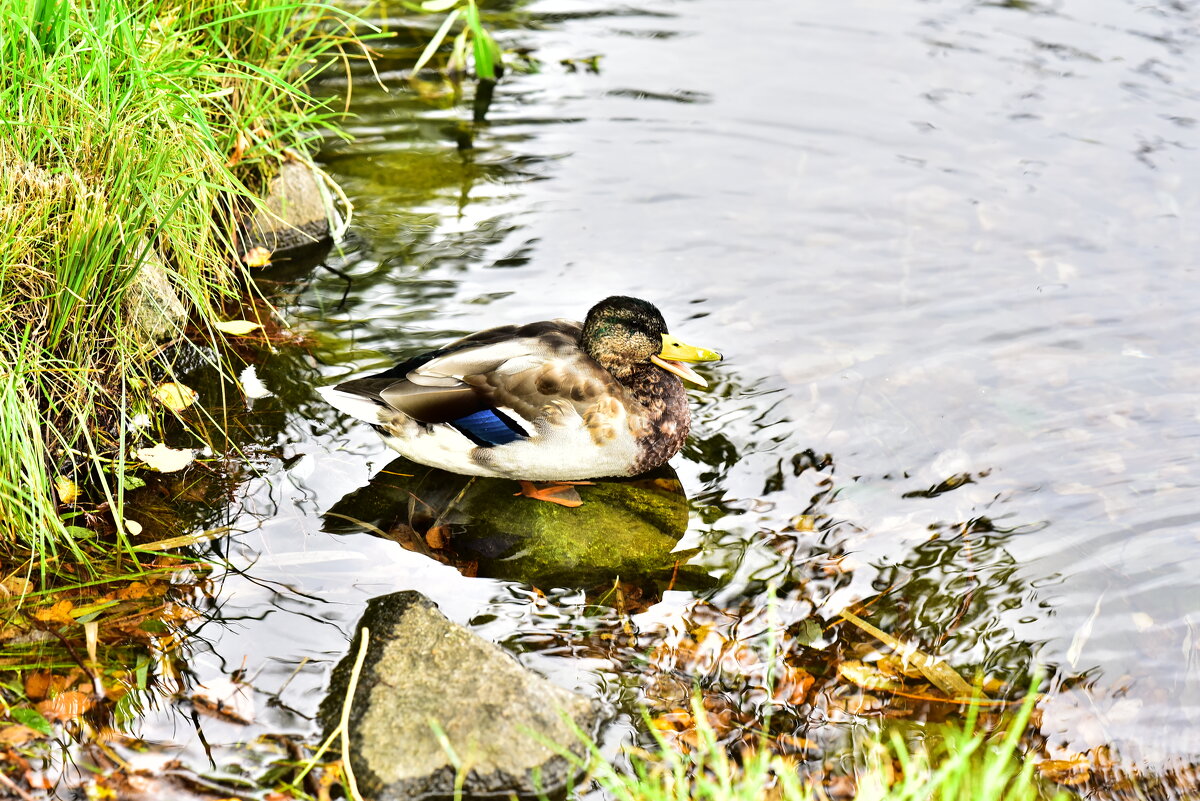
xmin=318 ymin=385 xmax=385 ymax=424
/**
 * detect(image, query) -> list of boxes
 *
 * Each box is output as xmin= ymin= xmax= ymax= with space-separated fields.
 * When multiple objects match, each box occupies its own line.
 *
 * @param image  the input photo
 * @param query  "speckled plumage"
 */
xmin=319 ymin=297 xmax=716 ymax=482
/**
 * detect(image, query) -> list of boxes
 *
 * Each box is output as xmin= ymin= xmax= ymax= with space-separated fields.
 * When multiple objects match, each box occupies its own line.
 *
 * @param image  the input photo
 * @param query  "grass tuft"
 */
xmin=0 ymin=0 xmax=368 ymax=572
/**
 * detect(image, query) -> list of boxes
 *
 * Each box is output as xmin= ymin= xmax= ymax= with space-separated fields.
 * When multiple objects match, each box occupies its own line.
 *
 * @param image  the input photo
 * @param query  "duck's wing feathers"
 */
xmin=327 ymin=319 xmax=620 ymax=443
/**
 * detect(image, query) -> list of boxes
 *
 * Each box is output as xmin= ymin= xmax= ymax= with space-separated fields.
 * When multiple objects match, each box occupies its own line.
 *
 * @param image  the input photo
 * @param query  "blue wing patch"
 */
xmin=449 ymin=408 xmax=528 ymax=447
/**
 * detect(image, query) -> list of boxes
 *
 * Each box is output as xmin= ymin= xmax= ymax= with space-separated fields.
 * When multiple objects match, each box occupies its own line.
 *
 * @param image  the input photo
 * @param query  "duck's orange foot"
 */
xmin=515 ymin=480 xmax=595 ymax=508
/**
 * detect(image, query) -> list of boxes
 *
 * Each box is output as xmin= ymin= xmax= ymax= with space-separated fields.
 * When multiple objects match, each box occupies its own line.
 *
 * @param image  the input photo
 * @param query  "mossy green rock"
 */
xmin=320 ymin=591 xmax=598 ymax=800
xmin=323 ymin=458 xmax=694 ymax=587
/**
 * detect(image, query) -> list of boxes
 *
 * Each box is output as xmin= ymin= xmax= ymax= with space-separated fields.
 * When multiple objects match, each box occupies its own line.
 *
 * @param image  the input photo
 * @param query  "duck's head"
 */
xmin=582 ymin=296 xmax=722 ymax=387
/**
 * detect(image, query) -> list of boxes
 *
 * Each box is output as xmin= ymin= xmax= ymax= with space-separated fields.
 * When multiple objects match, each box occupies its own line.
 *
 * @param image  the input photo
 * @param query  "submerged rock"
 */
xmin=323 ymin=458 xmax=705 ymax=588
xmin=321 ymin=591 xmax=599 ymax=800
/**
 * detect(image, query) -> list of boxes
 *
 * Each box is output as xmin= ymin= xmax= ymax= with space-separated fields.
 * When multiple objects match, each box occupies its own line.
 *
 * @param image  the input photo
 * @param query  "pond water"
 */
xmin=136 ymin=0 xmax=1200 ymax=796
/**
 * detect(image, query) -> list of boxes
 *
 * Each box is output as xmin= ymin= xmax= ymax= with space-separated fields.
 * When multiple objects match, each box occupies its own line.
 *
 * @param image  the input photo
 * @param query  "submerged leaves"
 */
xmin=135 ymin=443 xmax=194 ymax=473
xmin=151 ymin=382 xmax=198 ymax=412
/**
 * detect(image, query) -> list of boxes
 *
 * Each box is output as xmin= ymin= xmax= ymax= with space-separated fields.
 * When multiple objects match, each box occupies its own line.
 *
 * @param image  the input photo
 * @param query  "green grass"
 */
xmin=0 ymin=0 xmax=366 ymax=572
xmin=569 ymin=693 xmax=1068 ymax=801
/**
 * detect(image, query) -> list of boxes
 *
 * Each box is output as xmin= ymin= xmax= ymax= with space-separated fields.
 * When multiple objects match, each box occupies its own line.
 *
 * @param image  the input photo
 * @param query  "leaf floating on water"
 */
xmin=136 ymin=443 xmax=195 ymax=473
xmin=54 ymin=475 xmax=79 ymax=504
xmin=242 ymin=246 xmax=272 ymax=267
xmin=838 ymin=660 xmax=906 ymax=693
xmin=239 ymin=364 xmax=272 ymax=399
xmin=839 ymin=608 xmax=980 ymax=701
xmin=214 ymin=319 xmax=262 ymax=336
xmin=152 ymin=382 xmax=198 ymax=411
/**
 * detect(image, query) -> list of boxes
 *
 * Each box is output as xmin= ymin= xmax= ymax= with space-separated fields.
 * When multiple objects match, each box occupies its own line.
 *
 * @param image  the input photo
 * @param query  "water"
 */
xmin=134 ymin=0 xmax=1200 ymax=796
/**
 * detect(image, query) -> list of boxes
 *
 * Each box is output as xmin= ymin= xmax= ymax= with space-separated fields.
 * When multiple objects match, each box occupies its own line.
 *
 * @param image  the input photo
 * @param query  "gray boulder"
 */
xmin=321 ymin=591 xmax=600 ymax=800
xmin=240 ymin=160 xmax=332 ymax=255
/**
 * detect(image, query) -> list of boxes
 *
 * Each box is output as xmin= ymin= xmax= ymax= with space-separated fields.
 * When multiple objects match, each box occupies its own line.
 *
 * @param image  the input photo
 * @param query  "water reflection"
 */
xmin=322 ymin=458 xmax=712 ymax=590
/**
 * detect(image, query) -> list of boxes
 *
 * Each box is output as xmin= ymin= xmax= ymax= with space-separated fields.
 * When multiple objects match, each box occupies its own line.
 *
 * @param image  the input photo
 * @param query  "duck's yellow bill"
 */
xmin=652 ymin=334 xmax=723 ymax=388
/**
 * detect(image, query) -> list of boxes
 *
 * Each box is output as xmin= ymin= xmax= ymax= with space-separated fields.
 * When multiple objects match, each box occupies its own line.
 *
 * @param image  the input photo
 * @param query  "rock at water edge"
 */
xmin=321 ymin=590 xmax=601 ymax=800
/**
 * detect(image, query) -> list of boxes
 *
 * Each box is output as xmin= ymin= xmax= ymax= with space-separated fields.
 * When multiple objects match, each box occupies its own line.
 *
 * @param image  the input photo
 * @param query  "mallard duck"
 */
xmin=319 ymin=296 xmax=721 ymax=504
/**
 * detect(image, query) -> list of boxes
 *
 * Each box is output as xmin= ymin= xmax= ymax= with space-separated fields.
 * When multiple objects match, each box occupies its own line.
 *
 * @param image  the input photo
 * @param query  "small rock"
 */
xmin=122 ymin=244 xmax=188 ymax=344
xmin=321 ymin=591 xmax=600 ymax=801
xmin=240 ymin=160 xmax=332 ymax=255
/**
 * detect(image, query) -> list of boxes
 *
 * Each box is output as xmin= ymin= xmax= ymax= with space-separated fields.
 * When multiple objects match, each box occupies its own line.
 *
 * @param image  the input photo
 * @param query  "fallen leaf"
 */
xmin=117 ymin=582 xmax=152 ymax=601
xmin=37 ymin=691 xmax=94 ymax=722
xmin=839 ymin=692 xmax=885 ymax=715
xmin=838 ymin=660 xmax=906 ymax=693
xmin=135 ymin=443 xmax=195 ymax=473
xmin=1038 ymin=756 xmax=1092 ymax=786
xmin=242 ymin=246 xmax=272 ymax=267
xmin=1 ymin=576 xmax=33 ymax=597
xmin=54 ymin=475 xmax=80 ymax=504
xmin=24 ymin=672 xmax=56 ymax=700
xmin=0 ymin=725 xmax=39 ymax=745
xmin=214 ymin=319 xmax=262 ymax=336
xmin=425 ymin=525 xmax=449 ymax=549
xmin=33 ymin=600 xmax=75 ymax=626
xmin=119 ymin=473 xmax=146 ymax=492
xmin=9 ymin=707 xmax=52 ymax=736
xmin=772 ymin=665 xmax=815 ymax=705
xmin=152 ymin=382 xmax=198 ymax=412
xmin=839 ymin=609 xmax=979 ymax=700
xmin=774 ymin=734 xmax=819 ymax=757
xmin=239 ymin=364 xmax=272 ymax=399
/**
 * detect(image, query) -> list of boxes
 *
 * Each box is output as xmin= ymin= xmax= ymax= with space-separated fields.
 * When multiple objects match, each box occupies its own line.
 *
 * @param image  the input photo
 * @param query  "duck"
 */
xmin=318 ymin=296 xmax=721 ymax=506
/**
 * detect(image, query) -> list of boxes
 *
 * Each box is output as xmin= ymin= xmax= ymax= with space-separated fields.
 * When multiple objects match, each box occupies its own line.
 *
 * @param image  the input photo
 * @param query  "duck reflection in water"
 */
xmin=322 ymin=456 xmax=713 ymax=593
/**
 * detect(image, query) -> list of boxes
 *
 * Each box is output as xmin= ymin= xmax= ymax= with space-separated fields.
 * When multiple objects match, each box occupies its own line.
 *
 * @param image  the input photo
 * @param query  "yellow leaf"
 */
xmin=839 ymin=608 xmax=979 ymax=700
xmin=54 ymin=475 xmax=80 ymax=504
xmin=838 ymin=660 xmax=906 ymax=693
xmin=152 ymin=382 xmax=198 ymax=412
xmin=1037 ymin=756 xmax=1092 ymax=786
xmin=135 ymin=443 xmax=195 ymax=473
xmin=214 ymin=319 xmax=262 ymax=336
xmin=33 ymin=600 xmax=75 ymax=626
xmin=242 ymin=246 xmax=272 ymax=267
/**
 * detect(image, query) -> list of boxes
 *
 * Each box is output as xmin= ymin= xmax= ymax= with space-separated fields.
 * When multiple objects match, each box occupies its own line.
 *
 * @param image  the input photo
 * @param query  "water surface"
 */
xmin=138 ymin=0 xmax=1200 ymax=795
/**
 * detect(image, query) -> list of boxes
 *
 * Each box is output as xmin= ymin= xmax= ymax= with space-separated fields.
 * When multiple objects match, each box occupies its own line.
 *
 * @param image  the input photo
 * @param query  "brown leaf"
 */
xmin=0 ymin=576 xmax=33 ymax=597
xmin=117 ymin=582 xmax=152 ymax=601
xmin=772 ymin=665 xmax=815 ymax=705
xmin=0 ymin=725 xmax=40 ymax=745
xmin=1038 ymin=756 xmax=1092 ymax=786
xmin=33 ymin=599 xmax=75 ymax=626
xmin=38 ymin=690 xmax=94 ymax=721
xmin=24 ymin=671 xmax=57 ymax=700
xmin=425 ymin=525 xmax=449 ymax=549
xmin=650 ymin=708 xmax=693 ymax=732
